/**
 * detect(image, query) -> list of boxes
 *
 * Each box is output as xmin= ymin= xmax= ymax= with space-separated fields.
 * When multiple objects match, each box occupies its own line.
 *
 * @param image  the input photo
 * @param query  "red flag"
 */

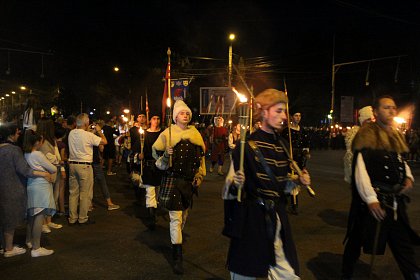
xmin=162 ymin=62 xmax=171 ymax=120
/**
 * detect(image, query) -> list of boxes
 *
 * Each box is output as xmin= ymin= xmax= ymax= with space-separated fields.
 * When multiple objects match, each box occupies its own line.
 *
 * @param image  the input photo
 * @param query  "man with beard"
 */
xmin=223 ymin=89 xmax=310 ymax=279
xmin=152 ymin=100 xmax=206 ymax=275
xmin=341 ymin=95 xmax=419 ymax=279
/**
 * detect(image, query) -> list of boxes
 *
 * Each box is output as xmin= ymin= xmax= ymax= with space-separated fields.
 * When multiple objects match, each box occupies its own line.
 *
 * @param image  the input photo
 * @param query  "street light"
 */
xmin=20 ymin=86 xmax=26 ymax=90
xmin=228 ymin=33 xmax=235 ymax=88
xmin=113 ymin=67 xmax=132 ymax=113
xmin=123 ymin=108 xmax=130 ymax=114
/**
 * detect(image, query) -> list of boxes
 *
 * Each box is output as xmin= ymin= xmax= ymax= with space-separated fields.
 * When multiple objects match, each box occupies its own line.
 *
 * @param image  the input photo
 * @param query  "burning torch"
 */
xmin=167 ymin=97 xmax=172 ymax=167
xmin=232 ymin=87 xmax=249 ymax=202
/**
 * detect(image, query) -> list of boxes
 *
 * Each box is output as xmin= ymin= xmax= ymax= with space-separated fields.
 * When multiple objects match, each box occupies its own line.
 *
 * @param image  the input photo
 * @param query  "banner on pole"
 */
xmin=340 ymin=96 xmax=354 ymax=123
xmin=200 ymin=87 xmax=236 ymax=115
xmin=171 ymin=79 xmax=190 ymax=101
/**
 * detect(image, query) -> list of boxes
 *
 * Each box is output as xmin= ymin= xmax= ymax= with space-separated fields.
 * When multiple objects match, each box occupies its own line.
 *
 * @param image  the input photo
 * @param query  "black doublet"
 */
xmin=282 ymin=126 xmax=310 ymax=168
xmin=226 ymin=129 xmax=299 ymax=278
xmin=159 ymin=139 xmax=203 ymax=211
xmin=142 ymin=130 xmax=163 ymax=186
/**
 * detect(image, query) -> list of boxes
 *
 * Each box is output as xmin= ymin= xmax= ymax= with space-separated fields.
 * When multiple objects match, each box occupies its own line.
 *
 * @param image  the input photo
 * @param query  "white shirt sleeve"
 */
xmin=405 ymin=161 xmax=414 ymax=183
xmin=90 ymin=132 xmax=102 ymax=147
xmin=354 ymin=153 xmax=378 ymax=204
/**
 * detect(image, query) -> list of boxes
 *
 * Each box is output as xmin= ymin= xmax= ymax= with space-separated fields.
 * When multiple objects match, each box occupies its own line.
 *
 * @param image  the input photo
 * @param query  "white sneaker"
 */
xmin=4 ymin=246 xmax=26 ymax=257
xmin=31 ymin=247 xmax=54 ymax=257
xmin=48 ymin=222 xmax=63 ymax=229
xmin=42 ymin=224 xmax=51 ymax=233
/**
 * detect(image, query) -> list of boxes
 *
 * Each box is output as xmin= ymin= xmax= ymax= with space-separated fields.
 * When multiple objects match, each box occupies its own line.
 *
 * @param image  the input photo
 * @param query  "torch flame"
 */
xmin=232 ymin=87 xmax=248 ymax=103
xmin=166 ymin=98 xmax=171 ymax=108
xmin=393 ymin=117 xmax=406 ymax=124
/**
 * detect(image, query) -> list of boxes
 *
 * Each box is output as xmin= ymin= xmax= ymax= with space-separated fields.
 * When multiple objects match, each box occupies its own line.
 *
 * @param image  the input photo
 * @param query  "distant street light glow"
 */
xmin=106 ymin=111 xmax=110 ymax=115
xmin=229 ymin=33 xmax=235 ymax=41
xmin=20 ymin=86 xmax=26 ymax=90
xmin=123 ymin=109 xmax=130 ymax=114
xmin=114 ymin=67 xmax=120 ymax=72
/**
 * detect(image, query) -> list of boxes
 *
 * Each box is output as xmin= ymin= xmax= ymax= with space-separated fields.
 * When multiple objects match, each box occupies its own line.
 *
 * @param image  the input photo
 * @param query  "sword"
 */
xmin=369 ymin=220 xmax=382 ymax=279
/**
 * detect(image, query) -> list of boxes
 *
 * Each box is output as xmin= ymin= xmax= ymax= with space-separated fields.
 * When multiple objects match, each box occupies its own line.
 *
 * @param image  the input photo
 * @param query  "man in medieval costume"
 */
xmin=209 ymin=116 xmax=229 ymax=175
xmin=341 ymin=95 xmax=420 ymax=279
xmin=281 ymin=109 xmax=310 ymax=215
xmin=223 ymin=88 xmax=310 ymax=279
xmin=152 ymin=100 xmax=206 ymax=275
xmin=137 ymin=113 xmax=163 ymax=230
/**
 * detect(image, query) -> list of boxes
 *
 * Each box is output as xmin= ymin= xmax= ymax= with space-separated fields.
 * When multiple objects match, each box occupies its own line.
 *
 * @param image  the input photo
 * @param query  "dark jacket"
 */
xmin=226 ymin=129 xmax=299 ymax=277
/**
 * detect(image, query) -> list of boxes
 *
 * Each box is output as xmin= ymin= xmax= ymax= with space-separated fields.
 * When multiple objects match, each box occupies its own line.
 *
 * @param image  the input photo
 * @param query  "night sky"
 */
xmin=1 ymin=1 xmax=420 ymax=125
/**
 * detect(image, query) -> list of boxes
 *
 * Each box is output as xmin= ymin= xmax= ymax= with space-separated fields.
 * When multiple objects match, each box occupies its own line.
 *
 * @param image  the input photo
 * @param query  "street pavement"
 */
xmin=1 ymin=150 xmax=419 ymax=279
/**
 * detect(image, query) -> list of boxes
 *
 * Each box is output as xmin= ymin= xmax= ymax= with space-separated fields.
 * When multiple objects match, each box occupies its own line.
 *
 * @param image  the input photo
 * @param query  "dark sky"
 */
xmin=1 ymin=1 xmax=420 ymax=123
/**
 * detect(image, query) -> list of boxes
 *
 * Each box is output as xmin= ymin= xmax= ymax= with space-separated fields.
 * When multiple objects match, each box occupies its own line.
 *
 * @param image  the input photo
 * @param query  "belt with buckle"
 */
xmin=69 ymin=161 xmax=92 ymax=165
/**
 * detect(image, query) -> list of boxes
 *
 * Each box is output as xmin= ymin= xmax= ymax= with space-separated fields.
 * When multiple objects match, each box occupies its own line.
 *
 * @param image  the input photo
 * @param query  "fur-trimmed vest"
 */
xmin=352 ymin=122 xmax=408 ymax=154
xmin=152 ymin=124 xmax=206 ymax=178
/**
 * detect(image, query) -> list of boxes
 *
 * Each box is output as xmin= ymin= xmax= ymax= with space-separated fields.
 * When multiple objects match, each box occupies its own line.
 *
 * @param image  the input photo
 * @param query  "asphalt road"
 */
xmin=1 ymin=150 xmax=419 ymax=279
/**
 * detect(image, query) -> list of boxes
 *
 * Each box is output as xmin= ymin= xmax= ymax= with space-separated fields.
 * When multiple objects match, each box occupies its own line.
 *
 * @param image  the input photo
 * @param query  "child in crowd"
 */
xmin=23 ymin=130 xmax=57 ymax=257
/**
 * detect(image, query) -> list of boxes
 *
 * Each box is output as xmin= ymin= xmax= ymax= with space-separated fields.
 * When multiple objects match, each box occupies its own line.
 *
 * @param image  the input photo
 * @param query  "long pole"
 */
xmin=167 ymin=48 xmax=172 ymax=167
xmin=228 ymin=43 xmax=233 ymax=88
xmin=249 ymin=85 xmax=253 ymax=134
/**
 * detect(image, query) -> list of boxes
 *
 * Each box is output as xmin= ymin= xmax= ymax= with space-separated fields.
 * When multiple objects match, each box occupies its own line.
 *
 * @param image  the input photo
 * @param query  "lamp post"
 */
xmin=228 ymin=33 xmax=235 ymax=88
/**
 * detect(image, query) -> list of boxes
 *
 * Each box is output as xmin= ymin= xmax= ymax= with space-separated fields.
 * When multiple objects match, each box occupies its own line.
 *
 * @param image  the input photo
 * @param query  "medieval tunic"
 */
xmin=210 ymin=126 xmax=228 ymax=164
xmin=281 ymin=125 xmax=310 ymax=169
xmin=141 ymin=130 xmax=162 ymax=186
xmin=152 ymin=124 xmax=206 ymax=211
xmin=225 ymin=129 xmax=299 ymax=278
xmin=343 ymin=122 xmax=420 ymax=277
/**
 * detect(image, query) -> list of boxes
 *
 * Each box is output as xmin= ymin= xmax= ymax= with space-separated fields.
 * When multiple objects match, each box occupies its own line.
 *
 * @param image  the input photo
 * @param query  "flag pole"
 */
xmin=146 ymin=88 xmax=149 ymax=127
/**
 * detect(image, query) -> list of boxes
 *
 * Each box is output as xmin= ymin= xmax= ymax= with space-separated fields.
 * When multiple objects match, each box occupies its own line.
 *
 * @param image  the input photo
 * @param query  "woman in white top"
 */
xmin=23 ymin=130 xmax=57 ymax=257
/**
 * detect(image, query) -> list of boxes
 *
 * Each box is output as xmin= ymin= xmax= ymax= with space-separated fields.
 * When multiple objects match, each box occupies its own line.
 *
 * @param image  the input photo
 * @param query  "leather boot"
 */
xmin=172 ymin=244 xmax=183 ymax=274
xmin=148 ymin=207 xmax=156 ymax=230
xmin=217 ymin=165 xmax=224 ymax=176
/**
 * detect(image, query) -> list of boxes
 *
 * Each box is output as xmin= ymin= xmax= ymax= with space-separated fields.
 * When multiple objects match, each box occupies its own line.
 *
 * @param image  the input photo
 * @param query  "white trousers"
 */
xmin=169 ymin=210 xmax=188 ymax=244
xmin=144 ymin=185 xmax=157 ymax=208
xmin=231 ymin=214 xmax=300 ymax=280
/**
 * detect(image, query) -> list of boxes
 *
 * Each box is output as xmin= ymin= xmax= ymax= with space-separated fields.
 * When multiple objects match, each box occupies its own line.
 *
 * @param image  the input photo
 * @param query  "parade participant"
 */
xmin=128 ymin=112 xmax=147 ymax=173
xmin=209 ymin=116 xmax=228 ymax=175
xmin=153 ymin=100 xmax=206 ymax=275
xmin=138 ymin=114 xmax=162 ymax=229
xmin=223 ymin=89 xmax=310 ymax=279
xmin=341 ymin=96 xmax=420 ymax=279
xmin=343 ymin=106 xmax=374 ymax=184
xmin=68 ymin=113 xmax=106 ymax=225
xmin=228 ymin=123 xmax=240 ymax=151
xmin=281 ymin=110 xmax=310 ymax=215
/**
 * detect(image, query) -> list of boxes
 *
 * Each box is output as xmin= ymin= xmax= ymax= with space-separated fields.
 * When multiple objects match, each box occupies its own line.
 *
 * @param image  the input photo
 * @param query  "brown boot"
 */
xmin=217 ymin=165 xmax=224 ymax=176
